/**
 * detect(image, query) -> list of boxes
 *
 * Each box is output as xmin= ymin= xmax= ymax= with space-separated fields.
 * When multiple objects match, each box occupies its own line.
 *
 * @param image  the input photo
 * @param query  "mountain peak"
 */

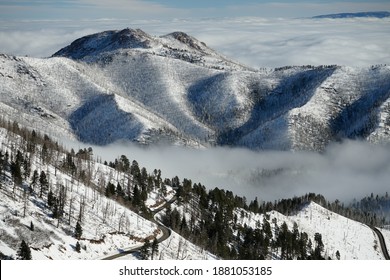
xmin=51 ymin=28 xmax=246 ymax=70
xmin=163 ymin=31 xmax=208 ymax=53
xmin=52 ymin=28 xmax=155 ymax=60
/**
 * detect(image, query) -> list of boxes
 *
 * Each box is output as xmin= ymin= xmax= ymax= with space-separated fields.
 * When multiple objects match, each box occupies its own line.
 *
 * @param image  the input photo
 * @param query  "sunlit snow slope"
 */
xmin=1 ymin=28 xmax=390 ymax=150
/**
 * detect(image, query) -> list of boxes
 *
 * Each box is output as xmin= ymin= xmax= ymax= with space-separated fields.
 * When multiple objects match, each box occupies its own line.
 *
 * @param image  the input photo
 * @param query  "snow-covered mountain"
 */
xmin=312 ymin=11 xmax=390 ymax=19
xmin=1 ymin=28 xmax=390 ymax=151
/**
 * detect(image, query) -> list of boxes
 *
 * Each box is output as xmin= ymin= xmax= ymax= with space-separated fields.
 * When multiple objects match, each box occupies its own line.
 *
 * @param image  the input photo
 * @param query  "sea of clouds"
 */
xmin=1 ymin=17 xmax=389 ymax=68
xmin=63 ymin=139 xmax=390 ymax=204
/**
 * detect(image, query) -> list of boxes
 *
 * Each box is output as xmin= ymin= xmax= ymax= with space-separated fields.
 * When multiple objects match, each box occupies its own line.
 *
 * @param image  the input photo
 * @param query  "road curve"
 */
xmin=102 ymin=198 xmax=175 ymax=260
xmin=371 ymin=226 xmax=390 ymax=260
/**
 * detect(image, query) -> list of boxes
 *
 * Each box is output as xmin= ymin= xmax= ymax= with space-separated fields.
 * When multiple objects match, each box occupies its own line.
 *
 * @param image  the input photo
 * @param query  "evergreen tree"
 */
xmin=30 ymin=170 xmax=39 ymax=194
xmin=105 ymin=182 xmax=116 ymax=197
xmin=139 ymin=239 xmax=151 ymax=260
xmin=39 ymin=171 xmax=48 ymax=198
xmin=249 ymin=197 xmax=260 ymax=212
xmin=10 ymin=158 xmax=22 ymax=186
xmin=132 ymin=185 xmax=142 ymax=207
xmin=336 ymin=250 xmax=341 ymax=260
xmin=64 ymin=152 xmax=76 ymax=175
xmin=151 ymin=238 xmax=159 ymax=260
xmin=116 ymin=183 xmax=125 ymax=198
xmin=30 ymin=221 xmax=34 ymax=231
xmin=307 ymin=238 xmax=313 ymax=257
xmin=47 ymin=190 xmax=55 ymax=208
xmin=17 ymin=240 xmax=32 ymax=260
xmin=74 ymin=220 xmax=83 ymax=240
xmin=130 ymin=160 xmax=141 ymax=183
xmin=298 ymin=232 xmax=308 ymax=259
xmin=180 ymin=216 xmax=189 ymax=237
xmin=52 ymin=199 xmax=59 ymax=219
xmin=118 ymin=155 xmax=130 ymax=172
xmin=22 ymin=158 xmax=31 ymax=181
xmin=41 ymin=143 xmax=48 ymax=164
xmin=262 ymin=217 xmax=272 ymax=240
xmin=75 ymin=241 xmax=81 ymax=253
xmin=313 ymin=233 xmax=324 ymax=260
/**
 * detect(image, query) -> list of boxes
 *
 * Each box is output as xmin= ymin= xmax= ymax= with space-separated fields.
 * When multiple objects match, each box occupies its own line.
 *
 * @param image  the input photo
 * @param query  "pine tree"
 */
xmin=116 ymin=183 xmax=125 ymax=198
xmin=336 ymin=250 xmax=341 ymax=260
xmin=17 ymin=240 xmax=32 ymax=260
xmin=47 ymin=190 xmax=55 ymax=208
xmin=30 ymin=170 xmax=39 ymax=194
xmin=151 ymin=238 xmax=159 ymax=260
xmin=39 ymin=171 xmax=48 ymax=198
xmin=298 ymin=232 xmax=308 ymax=259
xmin=41 ymin=143 xmax=48 ymax=164
xmin=30 ymin=221 xmax=34 ymax=231
xmin=132 ymin=185 xmax=142 ymax=207
xmin=105 ymin=182 xmax=116 ymax=197
xmin=313 ymin=233 xmax=324 ymax=259
xmin=74 ymin=221 xmax=83 ymax=240
xmin=139 ymin=239 xmax=151 ymax=260
xmin=11 ymin=161 xmax=22 ymax=186
xmin=75 ymin=241 xmax=81 ymax=253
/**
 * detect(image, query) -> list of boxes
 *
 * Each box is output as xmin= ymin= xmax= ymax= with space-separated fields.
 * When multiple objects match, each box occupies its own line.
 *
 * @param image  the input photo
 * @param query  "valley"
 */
xmin=1 ymin=27 xmax=390 ymax=260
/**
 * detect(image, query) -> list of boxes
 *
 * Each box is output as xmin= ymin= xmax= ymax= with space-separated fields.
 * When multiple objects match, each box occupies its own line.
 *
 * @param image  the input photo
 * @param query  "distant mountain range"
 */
xmin=313 ymin=11 xmax=390 ymax=19
xmin=1 ymin=28 xmax=390 ymax=151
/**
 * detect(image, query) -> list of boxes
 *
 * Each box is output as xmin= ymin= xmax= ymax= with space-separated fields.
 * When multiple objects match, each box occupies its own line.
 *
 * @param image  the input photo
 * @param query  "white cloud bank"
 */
xmin=64 ymin=140 xmax=390 ymax=204
xmin=1 ymin=17 xmax=389 ymax=67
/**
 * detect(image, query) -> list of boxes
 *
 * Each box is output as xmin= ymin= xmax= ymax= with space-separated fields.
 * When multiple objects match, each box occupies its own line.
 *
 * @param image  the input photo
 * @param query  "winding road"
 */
xmin=102 ymin=199 xmax=390 ymax=260
xmin=102 ymin=197 xmax=175 ymax=260
xmin=370 ymin=226 xmax=390 ymax=260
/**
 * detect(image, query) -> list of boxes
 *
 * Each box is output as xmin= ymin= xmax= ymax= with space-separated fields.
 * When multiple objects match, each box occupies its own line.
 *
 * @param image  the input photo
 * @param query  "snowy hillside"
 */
xmin=275 ymin=202 xmax=384 ymax=260
xmin=1 ymin=29 xmax=390 ymax=151
xmin=1 ymin=123 xmax=389 ymax=260
xmin=0 ymin=126 xmax=214 ymax=260
xmin=159 ymin=190 xmax=390 ymax=260
xmin=235 ymin=202 xmax=385 ymax=260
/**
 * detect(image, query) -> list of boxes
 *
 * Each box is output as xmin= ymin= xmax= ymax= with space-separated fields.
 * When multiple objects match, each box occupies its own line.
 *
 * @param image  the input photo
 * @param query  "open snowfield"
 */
xmin=236 ymin=202 xmax=385 ymax=260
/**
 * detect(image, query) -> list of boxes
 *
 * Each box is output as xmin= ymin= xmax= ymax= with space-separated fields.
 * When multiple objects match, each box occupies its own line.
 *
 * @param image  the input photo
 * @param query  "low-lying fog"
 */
xmin=64 ymin=139 xmax=390 ymax=204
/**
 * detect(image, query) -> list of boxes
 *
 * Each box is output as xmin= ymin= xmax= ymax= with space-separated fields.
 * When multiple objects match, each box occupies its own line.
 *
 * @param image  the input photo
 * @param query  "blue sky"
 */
xmin=1 ymin=0 xmax=390 ymax=20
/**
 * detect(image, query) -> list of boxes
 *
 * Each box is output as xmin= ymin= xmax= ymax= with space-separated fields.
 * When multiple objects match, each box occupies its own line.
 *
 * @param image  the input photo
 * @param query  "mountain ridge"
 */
xmin=312 ymin=11 xmax=390 ymax=19
xmin=1 ymin=28 xmax=390 ymax=151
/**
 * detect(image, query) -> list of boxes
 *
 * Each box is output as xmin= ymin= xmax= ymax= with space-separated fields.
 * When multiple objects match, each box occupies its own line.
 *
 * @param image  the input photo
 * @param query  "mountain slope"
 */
xmin=1 ymin=29 xmax=390 ymax=151
xmin=0 ymin=125 xmax=215 ymax=260
xmin=1 ymin=123 xmax=389 ymax=260
xmin=238 ymin=202 xmax=385 ymax=260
